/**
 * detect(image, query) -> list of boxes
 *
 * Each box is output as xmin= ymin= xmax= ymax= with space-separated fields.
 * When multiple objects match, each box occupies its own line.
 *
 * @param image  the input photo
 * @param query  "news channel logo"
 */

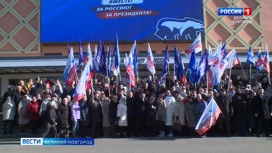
xmin=21 ymin=138 xmax=94 ymax=146
xmin=218 ymin=8 xmax=252 ymax=16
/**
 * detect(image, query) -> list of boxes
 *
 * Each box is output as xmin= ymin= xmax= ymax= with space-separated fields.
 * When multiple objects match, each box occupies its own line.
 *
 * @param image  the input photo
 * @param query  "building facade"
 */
xmin=0 ymin=0 xmax=271 ymax=96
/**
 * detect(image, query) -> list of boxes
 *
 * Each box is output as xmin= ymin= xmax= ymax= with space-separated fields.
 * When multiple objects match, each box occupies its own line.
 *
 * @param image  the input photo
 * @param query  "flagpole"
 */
xmin=116 ymin=75 xmax=118 ymax=94
xmin=206 ymin=72 xmax=209 ymax=94
xmin=91 ymin=73 xmax=94 ymax=103
xmin=250 ymin=65 xmax=252 ymax=84
xmin=239 ymin=62 xmax=246 ymax=77
xmin=173 ymin=63 xmax=175 ymax=81
xmin=168 ymin=63 xmax=171 ymax=89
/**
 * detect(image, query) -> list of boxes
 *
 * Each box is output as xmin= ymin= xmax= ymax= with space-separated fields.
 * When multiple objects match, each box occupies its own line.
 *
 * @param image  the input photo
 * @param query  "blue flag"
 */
xmin=174 ymin=46 xmax=181 ymax=80
xmin=99 ymin=43 xmax=107 ymax=76
xmin=78 ymin=42 xmax=84 ymax=66
xmin=247 ymin=45 xmax=255 ymax=66
xmin=107 ymin=44 xmax=111 ymax=78
xmin=133 ymin=42 xmax=138 ymax=78
xmin=161 ymin=44 xmax=169 ymax=81
xmin=112 ymin=35 xmax=121 ymax=77
xmin=94 ymin=41 xmax=102 ymax=72
xmin=188 ymin=49 xmax=197 ymax=83
xmin=195 ymin=49 xmax=209 ymax=83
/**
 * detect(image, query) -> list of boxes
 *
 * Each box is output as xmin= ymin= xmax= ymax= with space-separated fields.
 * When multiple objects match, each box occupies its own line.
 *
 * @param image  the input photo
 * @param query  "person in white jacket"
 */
xmin=164 ymin=90 xmax=176 ymax=137
xmin=18 ymin=95 xmax=30 ymax=133
xmin=117 ymin=96 xmax=128 ymax=137
xmin=2 ymin=96 xmax=16 ymax=134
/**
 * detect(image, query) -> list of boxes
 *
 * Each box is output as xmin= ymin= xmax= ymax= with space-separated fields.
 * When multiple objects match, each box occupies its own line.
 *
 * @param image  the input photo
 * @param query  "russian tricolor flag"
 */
xmin=195 ymin=98 xmax=222 ymax=135
xmin=63 ymin=47 xmax=78 ymax=86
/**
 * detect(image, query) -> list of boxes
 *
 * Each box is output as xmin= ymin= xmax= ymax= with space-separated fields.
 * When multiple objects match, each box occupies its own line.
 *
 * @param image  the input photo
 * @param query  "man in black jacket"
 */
xmin=232 ymin=86 xmax=247 ymax=135
xmin=253 ymin=88 xmax=271 ymax=137
xmin=134 ymin=93 xmax=147 ymax=137
xmin=41 ymin=102 xmax=58 ymax=138
xmin=89 ymin=92 xmax=102 ymax=138
xmin=57 ymin=98 xmax=71 ymax=134
xmin=216 ymin=88 xmax=231 ymax=136
xmin=127 ymin=91 xmax=135 ymax=137
xmin=109 ymin=95 xmax=118 ymax=137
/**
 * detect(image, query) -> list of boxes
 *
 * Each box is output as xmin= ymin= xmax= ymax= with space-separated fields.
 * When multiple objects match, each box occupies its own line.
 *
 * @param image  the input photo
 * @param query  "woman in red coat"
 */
xmin=28 ymin=96 xmax=40 ymax=135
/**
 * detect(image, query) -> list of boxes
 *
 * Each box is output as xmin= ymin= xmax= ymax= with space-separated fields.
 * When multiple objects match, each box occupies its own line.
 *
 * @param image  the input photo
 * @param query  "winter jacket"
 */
xmin=28 ymin=101 xmax=40 ymax=121
xmin=117 ymin=101 xmax=128 ymax=126
xmin=3 ymin=101 xmax=16 ymax=120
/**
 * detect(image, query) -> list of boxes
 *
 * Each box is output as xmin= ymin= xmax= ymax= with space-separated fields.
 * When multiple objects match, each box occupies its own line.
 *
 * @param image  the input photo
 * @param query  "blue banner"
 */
xmin=41 ymin=0 xmax=204 ymax=43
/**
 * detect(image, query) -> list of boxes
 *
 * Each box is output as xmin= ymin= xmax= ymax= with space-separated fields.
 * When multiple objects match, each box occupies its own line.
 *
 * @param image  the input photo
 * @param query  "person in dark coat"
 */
xmin=79 ymin=96 xmax=89 ymax=137
xmin=245 ymin=91 xmax=256 ymax=135
xmin=134 ymin=93 xmax=147 ymax=137
xmin=41 ymin=102 xmax=58 ymax=138
xmin=127 ymin=91 xmax=135 ymax=137
xmin=252 ymin=88 xmax=271 ymax=137
xmin=144 ymin=96 xmax=157 ymax=136
xmin=88 ymin=92 xmax=102 ymax=138
xmin=1 ymin=85 xmax=15 ymax=106
xmin=109 ymin=95 xmax=118 ymax=137
xmin=216 ymin=88 xmax=231 ymax=136
xmin=57 ymin=98 xmax=70 ymax=132
xmin=232 ymin=87 xmax=247 ymax=135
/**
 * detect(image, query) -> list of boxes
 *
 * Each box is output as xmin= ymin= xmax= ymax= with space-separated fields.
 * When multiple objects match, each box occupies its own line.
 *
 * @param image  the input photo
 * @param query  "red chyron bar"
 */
xmin=218 ymin=8 xmax=252 ymax=16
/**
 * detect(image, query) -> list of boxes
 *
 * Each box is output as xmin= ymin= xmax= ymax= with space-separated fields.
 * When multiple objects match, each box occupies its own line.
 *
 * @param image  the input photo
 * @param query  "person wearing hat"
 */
xmin=117 ymin=96 xmax=128 ymax=137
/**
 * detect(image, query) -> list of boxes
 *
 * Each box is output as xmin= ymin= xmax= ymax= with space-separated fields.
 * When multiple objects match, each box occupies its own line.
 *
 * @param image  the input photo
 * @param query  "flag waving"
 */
xmin=195 ymin=98 xmax=222 ymax=135
xmin=84 ymin=43 xmax=93 ymax=67
xmin=129 ymin=41 xmax=138 ymax=78
xmin=195 ymin=49 xmax=209 ymax=83
xmin=107 ymin=44 xmax=111 ymax=78
xmin=256 ymin=49 xmax=264 ymax=72
xmin=263 ymin=43 xmax=270 ymax=74
xmin=63 ymin=47 xmax=78 ymax=86
xmin=225 ymin=49 xmax=240 ymax=69
xmin=146 ymin=43 xmax=156 ymax=75
xmin=185 ymin=33 xmax=202 ymax=59
xmin=73 ymin=60 xmax=91 ymax=101
xmin=112 ymin=35 xmax=121 ymax=78
xmin=99 ymin=43 xmax=107 ymax=76
xmin=161 ymin=44 xmax=169 ymax=81
xmin=78 ymin=42 xmax=84 ymax=66
xmin=126 ymin=53 xmax=136 ymax=88
xmin=174 ymin=46 xmax=181 ymax=80
xmin=247 ymin=45 xmax=255 ymax=66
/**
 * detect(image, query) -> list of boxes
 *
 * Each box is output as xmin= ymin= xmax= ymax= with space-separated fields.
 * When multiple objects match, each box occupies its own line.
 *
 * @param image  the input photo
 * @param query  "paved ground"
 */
xmin=0 ymin=137 xmax=271 ymax=153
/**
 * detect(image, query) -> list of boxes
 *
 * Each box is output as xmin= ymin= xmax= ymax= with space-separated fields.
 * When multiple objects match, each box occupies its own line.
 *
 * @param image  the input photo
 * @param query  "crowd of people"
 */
xmin=1 ymin=74 xmax=272 ymax=138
